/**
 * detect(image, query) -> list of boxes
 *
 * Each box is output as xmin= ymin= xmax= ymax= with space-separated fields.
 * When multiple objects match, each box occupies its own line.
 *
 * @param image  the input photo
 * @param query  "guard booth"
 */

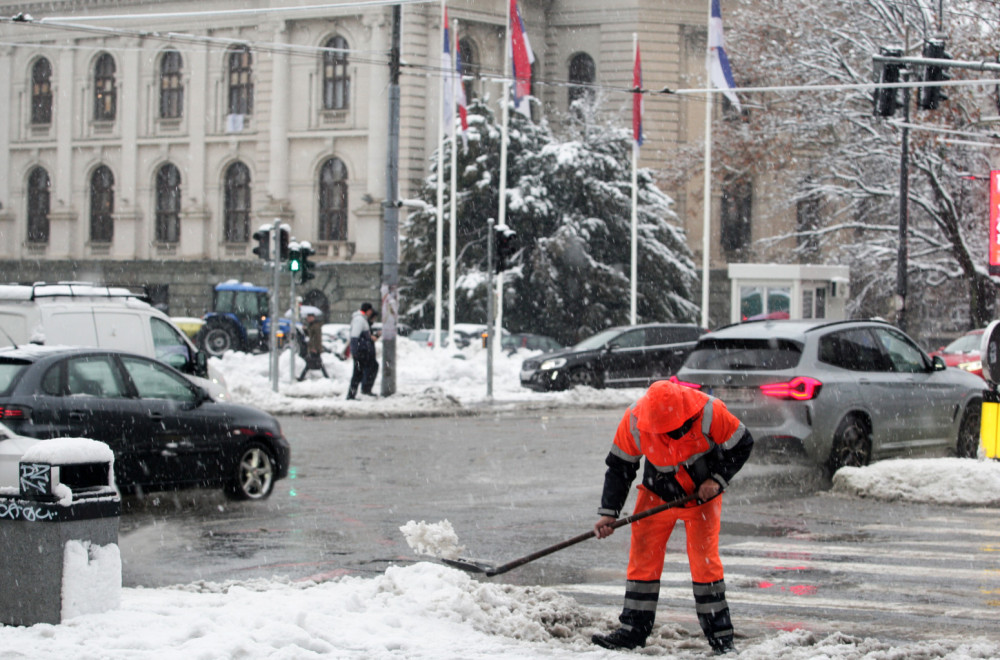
xmin=727 ymin=264 xmax=851 ymax=324
xmin=979 ymin=321 xmax=1000 ymax=459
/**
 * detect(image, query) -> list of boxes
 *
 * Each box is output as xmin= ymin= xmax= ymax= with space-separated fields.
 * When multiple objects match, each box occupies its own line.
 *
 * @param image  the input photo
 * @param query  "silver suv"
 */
xmin=674 ymin=319 xmax=984 ymax=471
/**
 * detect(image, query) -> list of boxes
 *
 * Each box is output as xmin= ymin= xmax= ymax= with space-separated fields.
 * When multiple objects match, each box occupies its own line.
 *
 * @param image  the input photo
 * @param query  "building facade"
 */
xmin=0 ymin=0 xmax=786 ymax=324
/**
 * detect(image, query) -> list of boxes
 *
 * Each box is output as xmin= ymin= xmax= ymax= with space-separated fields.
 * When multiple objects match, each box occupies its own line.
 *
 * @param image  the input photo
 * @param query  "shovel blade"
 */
xmin=440 ymin=557 xmax=500 ymax=576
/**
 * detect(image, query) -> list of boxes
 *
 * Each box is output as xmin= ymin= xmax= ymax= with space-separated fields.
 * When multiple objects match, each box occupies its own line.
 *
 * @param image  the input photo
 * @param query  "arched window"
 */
xmin=31 ymin=58 xmax=53 ymax=125
xmin=227 ymin=47 xmax=253 ymax=115
xmin=90 ymin=165 xmax=115 ymax=243
xmin=224 ymin=162 xmax=251 ymax=242
xmin=318 ymin=158 xmax=348 ymax=241
xmin=27 ymin=167 xmax=50 ymax=243
xmin=568 ymin=52 xmax=595 ymax=110
xmin=322 ymin=36 xmax=350 ymax=110
xmin=156 ymin=163 xmax=182 ymax=243
xmin=159 ymin=50 xmax=183 ymax=119
xmin=93 ymin=53 xmax=116 ymax=121
xmin=458 ymin=37 xmax=478 ymax=103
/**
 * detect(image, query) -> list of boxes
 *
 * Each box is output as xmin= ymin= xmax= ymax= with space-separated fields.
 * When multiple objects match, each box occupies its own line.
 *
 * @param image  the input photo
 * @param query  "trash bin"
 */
xmin=0 ymin=438 xmax=121 ymax=626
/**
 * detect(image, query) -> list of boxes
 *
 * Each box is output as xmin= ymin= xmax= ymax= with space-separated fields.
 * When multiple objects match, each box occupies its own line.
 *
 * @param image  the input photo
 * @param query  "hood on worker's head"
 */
xmin=634 ymin=379 xmax=708 ymax=434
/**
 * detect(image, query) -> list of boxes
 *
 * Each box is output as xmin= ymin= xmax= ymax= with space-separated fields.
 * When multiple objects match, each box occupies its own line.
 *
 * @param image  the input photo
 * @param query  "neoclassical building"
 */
xmin=0 ymin=0 xmax=770 ymax=321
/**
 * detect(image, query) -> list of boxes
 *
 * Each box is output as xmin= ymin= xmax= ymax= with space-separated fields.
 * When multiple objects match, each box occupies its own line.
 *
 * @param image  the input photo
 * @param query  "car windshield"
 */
xmin=573 ymin=328 xmax=622 ymax=351
xmin=0 ymin=360 xmax=29 ymax=396
xmin=944 ymin=333 xmax=982 ymax=354
xmin=684 ymin=338 xmax=803 ymax=370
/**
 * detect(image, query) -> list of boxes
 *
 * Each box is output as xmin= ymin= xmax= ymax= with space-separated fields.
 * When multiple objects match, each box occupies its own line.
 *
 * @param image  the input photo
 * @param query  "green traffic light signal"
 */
xmin=288 ymin=247 xmax=302 ymax=273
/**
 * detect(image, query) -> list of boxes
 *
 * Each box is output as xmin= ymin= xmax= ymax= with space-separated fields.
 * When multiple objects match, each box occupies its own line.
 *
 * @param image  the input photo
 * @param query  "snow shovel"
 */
xmin=442 ymin=493 xmax=697 ymax=577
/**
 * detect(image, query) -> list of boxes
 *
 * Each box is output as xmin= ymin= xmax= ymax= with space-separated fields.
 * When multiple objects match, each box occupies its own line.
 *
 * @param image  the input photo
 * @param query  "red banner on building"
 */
xmin=991 ymin=171 xmax=1000 ymax=275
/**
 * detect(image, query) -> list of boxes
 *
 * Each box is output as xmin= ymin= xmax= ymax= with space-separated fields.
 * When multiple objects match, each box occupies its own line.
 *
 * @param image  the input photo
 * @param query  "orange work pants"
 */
xmin=626 ymin=485 xmax=724 ymax=584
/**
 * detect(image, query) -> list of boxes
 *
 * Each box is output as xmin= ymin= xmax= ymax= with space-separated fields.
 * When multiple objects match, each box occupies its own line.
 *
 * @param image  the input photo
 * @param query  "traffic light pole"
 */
xmin=269 ymin=219 xmax=281 ymax=392
xmin=486 ymin=218 xmax=495 ymax=399
xmin=896 ymin=74 xmax=910 ymax=333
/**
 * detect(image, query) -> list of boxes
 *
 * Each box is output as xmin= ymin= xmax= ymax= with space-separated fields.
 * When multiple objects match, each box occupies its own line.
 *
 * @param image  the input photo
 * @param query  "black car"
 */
xmin=0 ymin=346 xmax=290 ymax=500
xmin=519 ymin=323 xmax=705 ymax=391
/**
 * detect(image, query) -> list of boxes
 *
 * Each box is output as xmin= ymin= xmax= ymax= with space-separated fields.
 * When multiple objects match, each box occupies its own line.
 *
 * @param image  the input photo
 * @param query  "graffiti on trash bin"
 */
xmin=19 ymin=463 xmax=50 ymax=497
xmin=0 ymin=499 xmax=57 ymax=522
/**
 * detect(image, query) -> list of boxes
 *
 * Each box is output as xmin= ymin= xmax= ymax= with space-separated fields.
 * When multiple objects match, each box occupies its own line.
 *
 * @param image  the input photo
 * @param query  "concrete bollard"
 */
xmin=0 ymin=438 xmax=121 ymax=626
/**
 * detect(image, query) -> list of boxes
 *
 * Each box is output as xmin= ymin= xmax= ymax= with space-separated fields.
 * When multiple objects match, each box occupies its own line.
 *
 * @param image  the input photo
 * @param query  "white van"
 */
xmin=0 ymin=282 xmax=229 ymax=400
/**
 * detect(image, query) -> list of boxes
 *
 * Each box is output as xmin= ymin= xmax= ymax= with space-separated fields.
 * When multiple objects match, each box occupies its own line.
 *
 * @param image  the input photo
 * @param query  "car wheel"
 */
xmin=956 ymin=399 xmax=982 ymax=459
xmin=201 ymin=318 xmax=243 ymax=357
xmin=568 ymin=366 xmax=604 ymax=389
xmin=827 ymin=414 xmax=871 ymax=473
xmin=225 ymin=442 xmax=276 ymax=501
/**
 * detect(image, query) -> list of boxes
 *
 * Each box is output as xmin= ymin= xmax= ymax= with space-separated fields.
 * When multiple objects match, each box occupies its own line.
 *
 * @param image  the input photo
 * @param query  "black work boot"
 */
xmin=709 ymin=634 xmax=736 ymax=655
xmin=592 ymin=579 xmax=658 ymax=650
xmin=693 ymin=579 xmax=735 ymax=655
xmin=591 ymin=627 xmax=647 ymax=650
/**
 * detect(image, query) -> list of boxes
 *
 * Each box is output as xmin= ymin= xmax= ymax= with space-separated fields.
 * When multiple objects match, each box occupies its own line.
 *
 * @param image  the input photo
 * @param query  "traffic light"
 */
xmin=919 ymin=40 xmax=951 ymax=110
xmin=874 ymin=47 xmax=903 ymax=117
xmin=298 ymin=241 xmax=316 ymax=284
xmin=252 ymin=227 xmax=270 ymax=260
xmin=278 ymin=225 xmax=290 ymax=261
xmin=288 ymin=243 xmax=302 ymax=274
xmin=495 ymin=226 xmax=518 ymax=273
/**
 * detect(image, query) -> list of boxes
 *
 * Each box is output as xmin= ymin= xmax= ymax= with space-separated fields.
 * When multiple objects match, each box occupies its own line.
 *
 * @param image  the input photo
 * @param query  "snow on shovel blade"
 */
xmin=440 ymin=557 xmax=501 ymax=576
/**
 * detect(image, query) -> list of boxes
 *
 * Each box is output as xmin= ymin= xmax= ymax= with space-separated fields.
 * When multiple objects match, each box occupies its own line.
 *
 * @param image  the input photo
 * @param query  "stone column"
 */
xmin=56 ymin=45 xmax=76 ymax=258
xmin=188 ymin=42 xmax=210 ymax=258
xmin=118 ymin=39 xmax=141 ymax=259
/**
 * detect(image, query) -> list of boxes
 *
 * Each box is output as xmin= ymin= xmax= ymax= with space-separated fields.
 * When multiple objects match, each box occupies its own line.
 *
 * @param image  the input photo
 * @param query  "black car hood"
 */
xmin=523 ymin=347 xmax=600 ymax=369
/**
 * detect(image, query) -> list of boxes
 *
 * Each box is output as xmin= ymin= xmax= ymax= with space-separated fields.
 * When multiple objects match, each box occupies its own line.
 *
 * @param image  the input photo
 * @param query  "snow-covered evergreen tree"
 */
xmin=400 ymin=98 xmax=699 ymax=346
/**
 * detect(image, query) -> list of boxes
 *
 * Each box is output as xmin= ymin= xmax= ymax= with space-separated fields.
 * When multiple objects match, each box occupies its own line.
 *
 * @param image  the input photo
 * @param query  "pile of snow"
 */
xmin=1 ymin=562 xmax=997 ymax=659
xmin=212 ymin=338 xmax=641 ymax=416
xmin=400 ymin=520 xmax=465 ymax=560
xmin=832 ymin=457 xmax=1000 ymax=506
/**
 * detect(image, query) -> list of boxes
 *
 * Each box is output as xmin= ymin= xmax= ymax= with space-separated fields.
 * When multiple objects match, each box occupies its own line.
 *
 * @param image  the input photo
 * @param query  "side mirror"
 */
xmin=932 ymin=355 xmax=947 ymax=371
xmin=194 ymin=350 xmax=209 ymax=378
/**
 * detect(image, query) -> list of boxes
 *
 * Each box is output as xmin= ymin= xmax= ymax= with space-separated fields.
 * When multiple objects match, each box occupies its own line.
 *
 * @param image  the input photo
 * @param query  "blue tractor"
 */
xmin=196 ymin=281 xmax=300 ymax=357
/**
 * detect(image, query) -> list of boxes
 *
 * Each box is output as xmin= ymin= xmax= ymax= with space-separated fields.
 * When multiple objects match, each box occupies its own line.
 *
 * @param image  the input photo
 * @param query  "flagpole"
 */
xmin=448 ymin=17 xmax=459 ymax=349
xmin=630 ymin=33 xmax=639 ymax=326
xmin=434 ymin=0 xmax=447 ymax=350
xmin=495 ymin=0 xmax=513 ymax=365
xmin=701 ymin=0 xmax=713 ymax=330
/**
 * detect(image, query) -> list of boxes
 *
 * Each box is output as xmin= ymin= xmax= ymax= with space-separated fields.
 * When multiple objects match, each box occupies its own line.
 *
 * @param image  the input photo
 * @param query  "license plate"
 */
xmin=711 ymin=386 xmax=755 ymax=404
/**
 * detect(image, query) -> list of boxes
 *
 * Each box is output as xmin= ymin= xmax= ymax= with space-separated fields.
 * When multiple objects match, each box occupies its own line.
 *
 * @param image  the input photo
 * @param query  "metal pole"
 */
xmin=486 ymin=218 xmax=495 ymax=399
xmin=269 ymin=219 xmax=280 ymax=392
xmin=896 ymin=75 xmax=910 ymax=333
xmin=288 ymin=273 xmax=296 ymax=383
xmin=380 ymin=4 xmax=401 ymax=397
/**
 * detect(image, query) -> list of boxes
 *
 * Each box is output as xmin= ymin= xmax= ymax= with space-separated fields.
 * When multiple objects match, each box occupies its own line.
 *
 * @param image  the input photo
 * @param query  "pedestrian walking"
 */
xmin=346 ymin=302 xmax=378 ymax=399
xmin=591 ymin=379 xmax=754 ymax=655
xmin=297 ymin=312 xmax=328 ymax=381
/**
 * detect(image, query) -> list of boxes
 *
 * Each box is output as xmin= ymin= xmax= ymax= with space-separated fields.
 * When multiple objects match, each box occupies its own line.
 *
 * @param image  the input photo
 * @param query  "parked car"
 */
xmin=520 ymin=323 xmax=705 ymax=391
xmin=502 ymin=333 xmax=563 ymax=353
xmin=0 ymin=282 xmax=228 ymax=401
xmin=673 ymin=319 xmax=984 ymax=471
xmin=408 ymin=329 xmax=449 ymax=348
xmin=0 ymin=346 xmax=290 ymax=500
xmin=929 ymin=329 xmax=985 ymax=378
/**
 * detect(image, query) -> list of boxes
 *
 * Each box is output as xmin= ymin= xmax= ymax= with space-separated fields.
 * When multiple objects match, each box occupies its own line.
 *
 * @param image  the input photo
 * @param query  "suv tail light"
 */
xmin=0 ymin=405 xmax=31 ymax=421
xmin=668 ymin=375 xmax=703 ymax=389
xmin=760 ymin=377 xmax=822 ymax=401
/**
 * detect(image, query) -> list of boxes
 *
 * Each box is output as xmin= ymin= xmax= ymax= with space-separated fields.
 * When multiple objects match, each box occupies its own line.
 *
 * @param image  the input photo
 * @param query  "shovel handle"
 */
xmin=485 ymin=492 xmax=696 ymax=576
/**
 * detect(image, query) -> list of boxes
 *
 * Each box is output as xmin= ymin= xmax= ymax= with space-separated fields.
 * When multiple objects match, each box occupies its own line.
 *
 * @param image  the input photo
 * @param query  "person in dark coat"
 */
xmin=346 ymin=302 xmax=378 ymax=398
xmin=297 ymin=312 xmax=328 ymax=381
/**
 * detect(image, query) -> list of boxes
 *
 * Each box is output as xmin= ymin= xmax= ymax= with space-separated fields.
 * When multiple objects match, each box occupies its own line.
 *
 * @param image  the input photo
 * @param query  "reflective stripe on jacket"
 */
xmin=599 ymin=380 xmax=751 ymax=517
